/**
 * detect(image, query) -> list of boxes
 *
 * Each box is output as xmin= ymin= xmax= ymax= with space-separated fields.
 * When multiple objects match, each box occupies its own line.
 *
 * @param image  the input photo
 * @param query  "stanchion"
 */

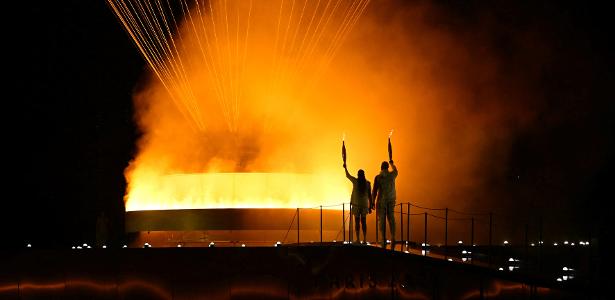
xmin=320 ymin=205 xmax=323 ymax=244
xmin=342 ymin=203 xmax=346 ymax=242
xmin=349 ymin=202 xmax=353 ymax=242
xmin=400 ymin=203 xmax=403 ymax=250
xmin=524 ymin=223 xmax=529 ymax=270
xmin=407 ymin=203 xmax=410 ymax=249
xmin=488 ymin=212 xmax=493 ymax=267
xmin=538 ymin=216 xmax=543 ymax=272
xmin=445 ymin=208 xmax=449 ymax=259
xmin=471 ymin=217 xmax=475 ymax=264
xmin=297 ymin=208 xmax=300 ymax=244
xmin=424 ymin=212 xmax=427 ymax=253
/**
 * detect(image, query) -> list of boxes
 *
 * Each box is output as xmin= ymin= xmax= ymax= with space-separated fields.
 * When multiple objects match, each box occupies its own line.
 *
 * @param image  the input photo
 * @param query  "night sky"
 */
xmin=4 ymin=0 xmax=613 ymax=250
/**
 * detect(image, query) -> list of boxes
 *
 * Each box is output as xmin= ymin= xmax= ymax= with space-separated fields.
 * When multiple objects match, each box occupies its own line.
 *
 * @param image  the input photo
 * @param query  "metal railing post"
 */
xmin=400 ymin=203 xmax=403 ymax=250
xmin=488 ymin=212 xmax=493 ymax=267
xmin=445 ymin=208 xmax=448 ymax=259
xmin=349 ymin=202 xmax=353 ymax=242
xmin=407 ymin=203 xmax=410 ymax=249
xmin=471 ymin=217 xmax=475 ymax=264
xmin=538 ymin=216 xmax=543 ymax=272
xmin=320 ymin=205 xmax=323 ymax=244
xmin=424 ymin=212 xmax=427 ymax=254
xmin=524 ymin=223 xmax=529 ymax=271
xmin=342 ymin=203 xmax=345 ymax=242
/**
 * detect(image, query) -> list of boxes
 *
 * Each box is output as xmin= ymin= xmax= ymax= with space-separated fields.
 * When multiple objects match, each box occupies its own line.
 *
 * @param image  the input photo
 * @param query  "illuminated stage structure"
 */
xmin=108 ymin=0 xmax=377 ymax=231
xmin=124 ymin=172 xmax=364 ymax=247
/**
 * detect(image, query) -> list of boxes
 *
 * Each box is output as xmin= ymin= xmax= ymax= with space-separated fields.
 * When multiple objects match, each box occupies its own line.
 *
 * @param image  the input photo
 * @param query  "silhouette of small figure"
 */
xmin=344 ymin=164 xmax=373 ymax=243
xmin=372 ymin=160 xmax=398 ymax=249
xmin=96 ymin=211 xmax=110 ymax=247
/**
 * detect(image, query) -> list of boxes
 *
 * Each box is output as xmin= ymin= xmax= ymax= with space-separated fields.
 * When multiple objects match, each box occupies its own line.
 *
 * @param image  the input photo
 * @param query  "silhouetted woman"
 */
xmin=344 ymin=164 xmax=373 ymax=243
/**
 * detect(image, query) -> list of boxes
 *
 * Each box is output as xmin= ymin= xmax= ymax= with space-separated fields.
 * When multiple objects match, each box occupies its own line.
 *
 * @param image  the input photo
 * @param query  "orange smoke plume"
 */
xmin=112 ymin=0 xmax=536 ymax=212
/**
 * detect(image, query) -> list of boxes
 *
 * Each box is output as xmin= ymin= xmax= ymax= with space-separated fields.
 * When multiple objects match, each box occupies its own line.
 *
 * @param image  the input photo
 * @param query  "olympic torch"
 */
xmin=388 ymin=129 xmax=393 ymax=162
xmin=342 ymin=133 xmax=347 ymax=168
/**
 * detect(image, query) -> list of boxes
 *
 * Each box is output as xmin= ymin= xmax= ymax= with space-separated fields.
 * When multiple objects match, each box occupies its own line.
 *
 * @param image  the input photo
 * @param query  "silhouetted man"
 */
xmin=372 ymin=160 xmax=398 ymax=249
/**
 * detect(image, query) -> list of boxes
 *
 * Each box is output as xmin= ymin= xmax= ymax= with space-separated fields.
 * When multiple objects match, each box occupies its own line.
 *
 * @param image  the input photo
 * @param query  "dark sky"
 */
xmin=4 ymin=0 xmax=614 ymax=249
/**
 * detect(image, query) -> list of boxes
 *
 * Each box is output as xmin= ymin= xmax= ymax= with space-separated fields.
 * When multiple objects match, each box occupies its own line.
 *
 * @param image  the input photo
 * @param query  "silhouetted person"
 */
xmin=96 ymin=211 xmax=110 ymax=247
xmin=345 ymin=165 xmax=373 ymax=243
xmin=373 ymin=160 xmax=398 ymax=249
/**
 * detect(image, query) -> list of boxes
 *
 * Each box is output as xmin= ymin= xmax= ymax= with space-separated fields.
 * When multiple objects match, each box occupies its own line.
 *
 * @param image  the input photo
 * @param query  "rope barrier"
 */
xmin=427 ymin=213 xmax=447 ymax=220
xmin=334 ymin=214 xmax=351 ymax=241
xmin=281 ymin=209 xmax=297 ymax=243
xmin=410 ymin=203 xmax=446 ymax=211
xmin=449 ymin=208 xmax=490 ymax=216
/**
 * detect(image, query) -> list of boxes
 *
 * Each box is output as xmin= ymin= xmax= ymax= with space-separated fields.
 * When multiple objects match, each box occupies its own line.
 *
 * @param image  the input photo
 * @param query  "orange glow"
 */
xmin=126 ymin=172 xmax=349 ymax=210
xmin=111 ymin=1 xmax=537 ymax=212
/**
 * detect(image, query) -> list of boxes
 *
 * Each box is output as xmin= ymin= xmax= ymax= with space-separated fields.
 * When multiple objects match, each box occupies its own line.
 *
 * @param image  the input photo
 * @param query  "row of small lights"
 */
xmin=26 ymin=239 xmax=590 ymax=249
xmin=29 ymin=241 xmax=580 ymax=276
xmin=502 ymin=240 xmax=589 ymax=247
xmin=557 ymin=266 xmax=575 ymax=282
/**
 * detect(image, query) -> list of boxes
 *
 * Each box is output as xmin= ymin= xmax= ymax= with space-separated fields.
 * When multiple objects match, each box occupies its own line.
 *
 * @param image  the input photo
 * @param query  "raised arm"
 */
xmin=344 ymin=165 xmax=356 ymax=183
xmin=390 ymin=160 xmax=398 ymax=178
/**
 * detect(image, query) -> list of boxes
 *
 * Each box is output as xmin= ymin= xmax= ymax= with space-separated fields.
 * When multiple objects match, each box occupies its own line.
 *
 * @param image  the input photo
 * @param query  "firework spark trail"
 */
xmin=109 ymin=0 xmax=200 ymax=131
xmin=171 ymin=0 xmax=212 ymax=126
xmin=321 ymin=0 xmax=371 ymax=71
xmin=144 ymin=0 xmax=207 ymax=130
xmin=323 ymin=0 xmax=371 ymax=68
xmin=156 ymin=0 xmax=206 ymax=131
xmin=234 ymin=6 xmax=240 ymax=132
xmin=223 ymin=0 xmax=237 ymax=131
xmin=161 ymin=0 xmax=210 ymax=132
xmin=271 ymin=0 xmax=296 ymax=104
xmin=237 ymin=0 xmax=253 ymax=131
xmin=115 ymin=0 xmax=205 ymax=130
xmin=109 ymin=0 xmax=369 ymax=135
xmin=287 ymin=0 xmax=337 ymax=92
xmin=293 ymin=0 xmax=342 ymax=83
xmin=262 ymin=0 xmax=288 ymax=133
xmin=292 ymin=0 xmax=322 ymax=71
xmin=208 ymin=0 xmax=235 ymax=131
xmin=303 ymin=0 xmax=371 ymax=94
xmin=190 ymin=0 xmax=228 ymax=129
xmin=276 ymin=0 xmax=309 ymax=91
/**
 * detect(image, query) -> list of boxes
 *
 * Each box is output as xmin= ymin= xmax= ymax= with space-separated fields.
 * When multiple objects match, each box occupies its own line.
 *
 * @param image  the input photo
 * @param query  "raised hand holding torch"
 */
xmin=342 ymin=133 xmax=347 ymax=169
xmin=388 ymin=129 xmax=394 ymax=163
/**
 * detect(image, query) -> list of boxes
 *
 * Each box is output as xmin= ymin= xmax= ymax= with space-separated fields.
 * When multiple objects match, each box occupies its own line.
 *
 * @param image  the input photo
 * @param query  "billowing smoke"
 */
xmin=122 ymin=0 xmax=552 ymax=215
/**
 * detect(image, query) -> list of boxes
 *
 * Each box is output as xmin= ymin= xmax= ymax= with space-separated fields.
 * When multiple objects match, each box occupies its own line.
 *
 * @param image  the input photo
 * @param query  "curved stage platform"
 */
xmin=126 ymin=208 xmax=345 ymax=232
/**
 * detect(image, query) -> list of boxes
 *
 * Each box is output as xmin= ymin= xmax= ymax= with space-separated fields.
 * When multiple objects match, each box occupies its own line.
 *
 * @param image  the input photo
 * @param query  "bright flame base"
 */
xmin=125 ymin=172 xmax=349 ymax=211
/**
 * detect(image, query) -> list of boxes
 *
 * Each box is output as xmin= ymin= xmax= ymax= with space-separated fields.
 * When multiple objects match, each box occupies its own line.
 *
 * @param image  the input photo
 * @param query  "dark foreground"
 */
xmin=0 ymin=244 xmax=585 ymax=299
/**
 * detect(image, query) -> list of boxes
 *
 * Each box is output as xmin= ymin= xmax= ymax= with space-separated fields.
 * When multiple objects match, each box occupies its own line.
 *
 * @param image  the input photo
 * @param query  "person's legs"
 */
xmin=377 ymin=204 xmax=386 ymax=248
xmin=361 ymin=214 xmax=367 ymax=242
xmin=354 ymin=214 xmax=361 ymax=242
xmin=387 ymin=202 xmax=396 ymax=250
